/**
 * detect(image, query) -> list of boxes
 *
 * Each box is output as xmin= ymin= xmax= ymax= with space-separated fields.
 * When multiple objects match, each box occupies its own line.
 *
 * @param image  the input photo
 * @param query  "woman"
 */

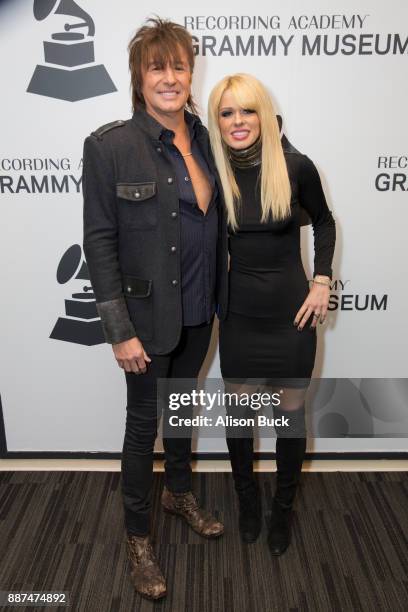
xmin=208 ymin=74 xmax=336 ymax=555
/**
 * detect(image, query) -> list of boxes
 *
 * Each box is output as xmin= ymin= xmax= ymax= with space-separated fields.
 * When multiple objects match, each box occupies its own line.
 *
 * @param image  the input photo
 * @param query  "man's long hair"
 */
xmin=128 ymin=17 xmax=197 ymax=114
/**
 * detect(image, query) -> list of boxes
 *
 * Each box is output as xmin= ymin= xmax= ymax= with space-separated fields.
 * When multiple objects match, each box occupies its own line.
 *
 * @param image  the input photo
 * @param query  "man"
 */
xmin=82 ymin=18 xmax=228 ymax=600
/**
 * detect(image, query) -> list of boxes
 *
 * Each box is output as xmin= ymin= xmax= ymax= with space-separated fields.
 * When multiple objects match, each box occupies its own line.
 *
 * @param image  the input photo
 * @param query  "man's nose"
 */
xmin=163 ymin=65 xmax=177 ymax=84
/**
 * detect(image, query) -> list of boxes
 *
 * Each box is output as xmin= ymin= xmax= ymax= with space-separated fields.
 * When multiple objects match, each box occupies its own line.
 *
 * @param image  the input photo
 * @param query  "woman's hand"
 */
xmin=294 ymin=281 xmax=330 ymax=330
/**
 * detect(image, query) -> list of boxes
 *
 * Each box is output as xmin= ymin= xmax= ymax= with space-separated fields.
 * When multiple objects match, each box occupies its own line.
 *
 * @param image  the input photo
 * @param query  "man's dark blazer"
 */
xmin=82 ymin=107 xmax=228 ymax=354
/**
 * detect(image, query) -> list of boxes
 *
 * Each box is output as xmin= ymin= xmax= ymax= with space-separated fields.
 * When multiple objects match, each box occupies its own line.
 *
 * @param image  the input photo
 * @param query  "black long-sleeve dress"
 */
xmin=219 ymin=151 xmax=336 ymax=388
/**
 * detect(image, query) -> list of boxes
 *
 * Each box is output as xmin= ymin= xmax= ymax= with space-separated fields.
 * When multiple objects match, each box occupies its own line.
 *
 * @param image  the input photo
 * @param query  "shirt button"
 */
xmin=184 ymin=176 xmax=190 ymax=182
xmin=127 ymin=286 xmax=132 ymax=292
xmin=134 ymin=191 xmax=140 ymax=198
xmin=171 ymin=211 xmax=177 ymax=218
xmin=156 ymin=147 xmax=162 ymax=153
xmin=170 ymin=246 xmax=176 ymax=253
xmin=171 ymin=279 xmax=178 ymax=286
xmin=167 ymin=177 xmax=174 ymax=184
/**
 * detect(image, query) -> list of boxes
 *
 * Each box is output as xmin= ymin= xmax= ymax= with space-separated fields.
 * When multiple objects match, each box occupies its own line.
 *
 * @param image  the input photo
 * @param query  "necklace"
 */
xmin=227 ymin=137 xmax=262 ymax=169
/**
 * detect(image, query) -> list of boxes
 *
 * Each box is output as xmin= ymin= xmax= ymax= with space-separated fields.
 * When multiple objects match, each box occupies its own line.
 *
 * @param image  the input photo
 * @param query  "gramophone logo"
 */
xmin=27 ymin=0 xmax=116 ymax=102
xmin=50 ymin=244 xmax=105 ymax=345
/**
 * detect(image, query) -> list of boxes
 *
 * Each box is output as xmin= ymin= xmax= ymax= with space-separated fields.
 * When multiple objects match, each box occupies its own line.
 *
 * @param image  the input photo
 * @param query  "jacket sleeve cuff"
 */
xmin=96 ymin=297 xmax=137 ymax=344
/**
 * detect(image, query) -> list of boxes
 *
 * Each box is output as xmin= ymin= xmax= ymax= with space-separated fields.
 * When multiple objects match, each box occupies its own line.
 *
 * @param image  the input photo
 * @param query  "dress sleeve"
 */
xmin=297 ymin=154 xmax=336 ymax=279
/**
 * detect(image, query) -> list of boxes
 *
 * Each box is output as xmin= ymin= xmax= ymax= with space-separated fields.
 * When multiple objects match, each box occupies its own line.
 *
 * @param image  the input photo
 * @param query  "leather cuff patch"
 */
xmin=96 ymin=297 xmax=136 ymax=344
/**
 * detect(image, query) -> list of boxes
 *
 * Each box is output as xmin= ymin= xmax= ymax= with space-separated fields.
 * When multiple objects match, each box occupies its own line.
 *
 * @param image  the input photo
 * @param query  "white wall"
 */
xmin=1 ymin=0 xmax=407 ymax=452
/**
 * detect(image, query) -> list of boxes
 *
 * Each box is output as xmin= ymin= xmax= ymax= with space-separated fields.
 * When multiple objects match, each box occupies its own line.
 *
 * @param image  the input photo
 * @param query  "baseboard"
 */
xmin=1 ymin=451 xmax=408 ymax=460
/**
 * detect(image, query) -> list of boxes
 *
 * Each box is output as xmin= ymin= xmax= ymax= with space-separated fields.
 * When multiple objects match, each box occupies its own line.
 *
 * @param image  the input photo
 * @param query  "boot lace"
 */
xmin=177 ymin=492 xmax=199 ymax=514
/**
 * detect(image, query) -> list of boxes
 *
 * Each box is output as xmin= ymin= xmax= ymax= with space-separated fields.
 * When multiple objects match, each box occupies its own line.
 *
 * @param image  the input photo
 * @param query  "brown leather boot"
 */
xmin=126 ymin=535 xmax=166 ymax=600
xmin=161 ymin=486 xmax=224 ymax=538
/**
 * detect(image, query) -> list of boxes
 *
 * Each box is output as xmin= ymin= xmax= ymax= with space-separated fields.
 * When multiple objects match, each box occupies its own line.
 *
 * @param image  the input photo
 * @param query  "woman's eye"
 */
xmin=243 ymin=109 xmax=256 ymax=114
xmin=220 ymin=111 xmax=232 ymax=117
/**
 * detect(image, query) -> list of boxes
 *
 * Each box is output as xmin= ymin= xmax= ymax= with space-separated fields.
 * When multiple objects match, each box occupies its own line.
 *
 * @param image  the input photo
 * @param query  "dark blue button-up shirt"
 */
xmin=160 ymin=115 xmax=218 ymax=326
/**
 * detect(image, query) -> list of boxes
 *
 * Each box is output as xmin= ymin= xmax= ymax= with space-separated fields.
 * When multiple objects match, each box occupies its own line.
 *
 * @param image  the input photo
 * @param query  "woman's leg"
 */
xmin=224 ymin=382 xmax=257 ymax=492
xmin=224 ymin=380 xmax=262 ymax=543
xmin=265 ymin=385 xmax=308 ymax=555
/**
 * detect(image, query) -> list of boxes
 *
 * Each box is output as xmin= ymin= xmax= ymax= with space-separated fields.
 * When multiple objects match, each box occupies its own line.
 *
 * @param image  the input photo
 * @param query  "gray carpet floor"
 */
xmin=0 ymin=471 xmax=407 ymax=611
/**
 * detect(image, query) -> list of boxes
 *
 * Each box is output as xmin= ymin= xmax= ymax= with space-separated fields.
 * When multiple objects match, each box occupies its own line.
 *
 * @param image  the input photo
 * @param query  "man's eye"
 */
xmin=175 ymin=64 xmax=186 ymax=71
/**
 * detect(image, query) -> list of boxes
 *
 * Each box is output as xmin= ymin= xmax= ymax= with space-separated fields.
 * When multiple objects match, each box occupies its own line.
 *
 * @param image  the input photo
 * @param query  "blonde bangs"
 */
xmin=227 ymin=78 xmax=261 ymax=116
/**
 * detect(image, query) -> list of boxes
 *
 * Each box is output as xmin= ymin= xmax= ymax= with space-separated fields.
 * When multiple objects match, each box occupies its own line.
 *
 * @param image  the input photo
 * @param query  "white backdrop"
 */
xmin=1 ymin=0 xmax=407 ymax=453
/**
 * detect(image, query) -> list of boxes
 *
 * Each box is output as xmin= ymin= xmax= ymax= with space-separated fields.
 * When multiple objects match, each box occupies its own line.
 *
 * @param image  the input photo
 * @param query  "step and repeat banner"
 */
xmin=0 ymin=0 xmax=407 ymax=453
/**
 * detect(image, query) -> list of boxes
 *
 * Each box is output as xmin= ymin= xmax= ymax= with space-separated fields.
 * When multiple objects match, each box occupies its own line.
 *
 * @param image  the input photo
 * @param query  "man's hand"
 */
xmin=112 ymin=337 xmax=151 ymax=374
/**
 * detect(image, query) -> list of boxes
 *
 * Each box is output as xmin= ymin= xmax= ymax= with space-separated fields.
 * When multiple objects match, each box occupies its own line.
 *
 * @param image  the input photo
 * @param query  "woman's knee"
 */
xmin=274 ymin=403 xmax=306 ymax=438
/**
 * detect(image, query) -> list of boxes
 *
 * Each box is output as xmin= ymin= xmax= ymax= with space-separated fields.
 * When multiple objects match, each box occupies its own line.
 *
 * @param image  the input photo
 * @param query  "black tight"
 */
xmin=224 ymin=381 xmax=307 ymax=438
xmin=224 ymin=381 xmax=307 ymax=497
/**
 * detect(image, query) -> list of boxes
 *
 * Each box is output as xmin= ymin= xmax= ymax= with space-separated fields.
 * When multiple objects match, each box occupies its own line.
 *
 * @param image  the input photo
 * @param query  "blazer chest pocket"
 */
xmin=116 ymin=182 xmax=157 ymax=229
xmin=123 ymin=275 xmax=153 ymax=341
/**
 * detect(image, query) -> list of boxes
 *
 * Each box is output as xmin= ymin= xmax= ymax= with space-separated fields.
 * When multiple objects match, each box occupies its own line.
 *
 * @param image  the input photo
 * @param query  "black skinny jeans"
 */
xmin=121 ymin=322 xmax=213 ymax=537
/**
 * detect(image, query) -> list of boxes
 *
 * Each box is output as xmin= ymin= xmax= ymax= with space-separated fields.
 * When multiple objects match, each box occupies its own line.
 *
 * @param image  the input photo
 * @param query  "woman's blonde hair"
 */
xmin=208 ymin=73 xmax=291 ymax=230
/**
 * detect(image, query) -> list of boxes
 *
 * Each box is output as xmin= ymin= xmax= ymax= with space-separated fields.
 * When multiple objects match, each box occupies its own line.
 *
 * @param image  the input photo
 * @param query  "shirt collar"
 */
xmin=160 ymin=111 xmax=199 ymax=145
xmin=131 ymin=107 xmax=200 ymax=142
